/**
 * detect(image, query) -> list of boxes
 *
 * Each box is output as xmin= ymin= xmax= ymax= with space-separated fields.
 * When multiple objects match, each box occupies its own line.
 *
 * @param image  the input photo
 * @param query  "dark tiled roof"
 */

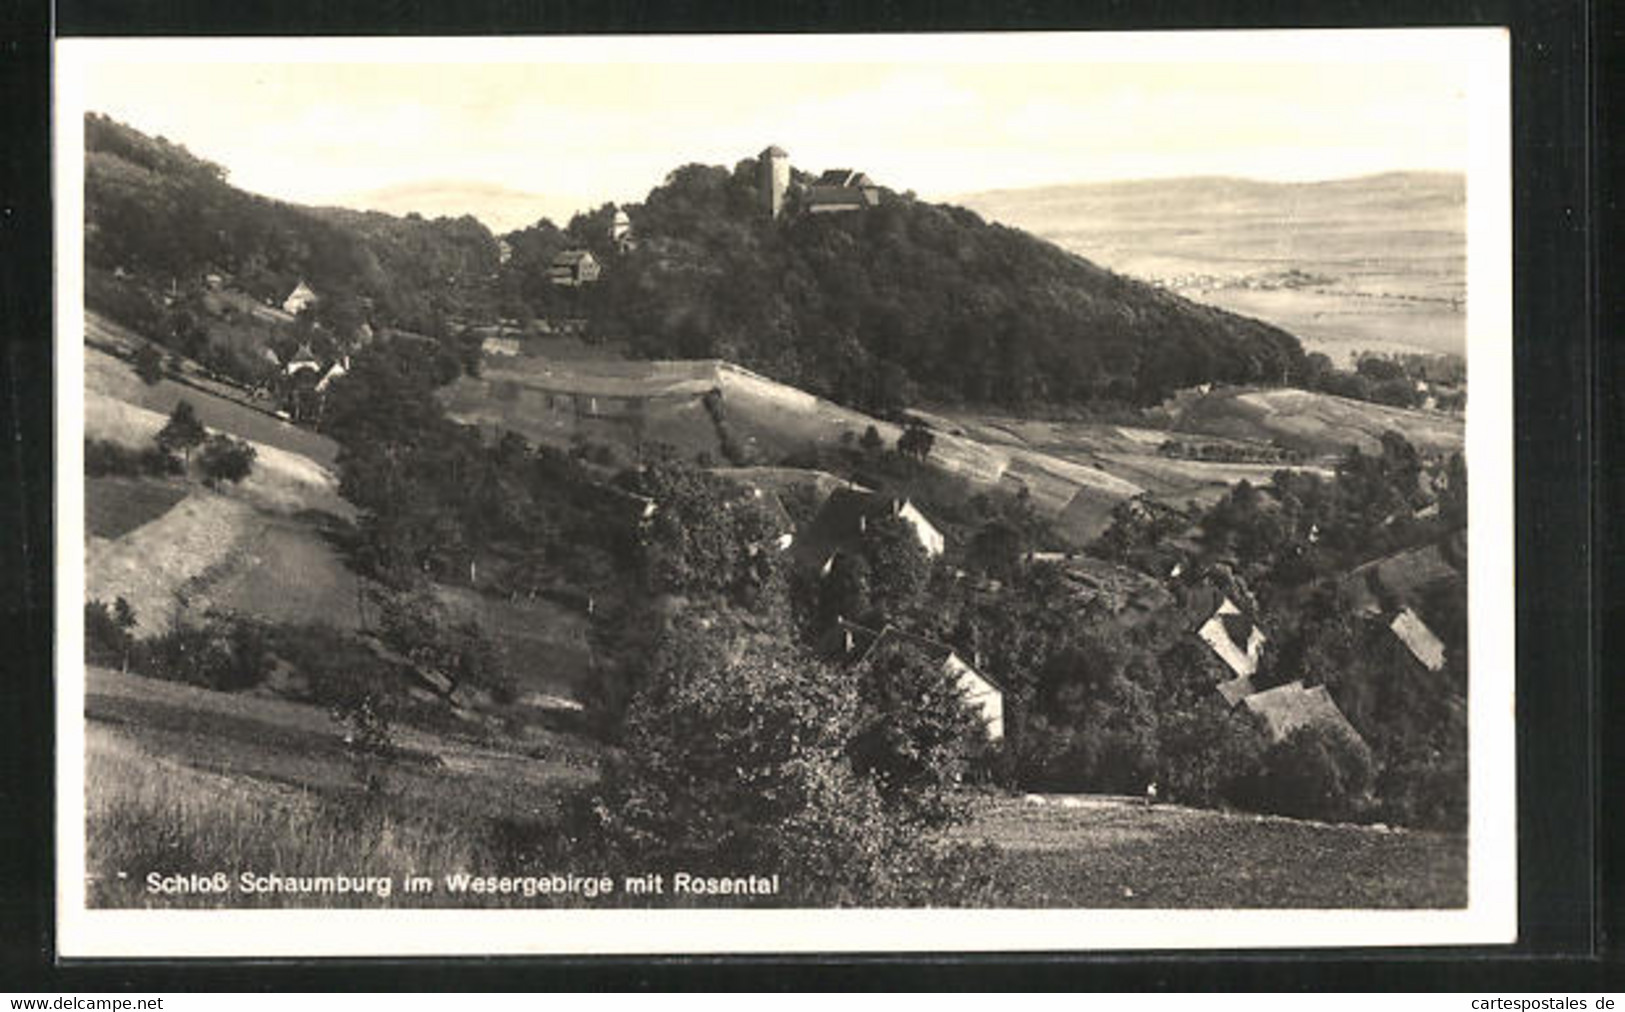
xmin=857 ymin=625 xmax=1007 ymax=694
xmin=791 ymin=487 xmax=903 ymax=569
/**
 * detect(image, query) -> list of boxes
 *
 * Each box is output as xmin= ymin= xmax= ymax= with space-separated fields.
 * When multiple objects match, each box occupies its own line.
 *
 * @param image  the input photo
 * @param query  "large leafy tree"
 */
xmin=582 ymin=611 xmax=992 ymax=906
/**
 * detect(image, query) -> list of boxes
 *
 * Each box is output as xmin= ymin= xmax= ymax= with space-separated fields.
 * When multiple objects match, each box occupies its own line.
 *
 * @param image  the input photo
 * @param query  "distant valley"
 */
xmin=956 ymin=172 xmax=1466 ymax=360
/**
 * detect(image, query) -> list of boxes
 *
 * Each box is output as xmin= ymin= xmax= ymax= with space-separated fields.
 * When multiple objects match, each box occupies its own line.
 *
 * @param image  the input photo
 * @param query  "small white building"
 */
xmin=1390 ymin=606 xmax=1447 ymax=672
xmin=282 ymin=279 xmax=318 ymax=315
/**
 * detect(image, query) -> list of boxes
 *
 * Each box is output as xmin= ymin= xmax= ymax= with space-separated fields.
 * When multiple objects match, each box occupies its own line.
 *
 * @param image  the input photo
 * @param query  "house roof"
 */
xmin=815 ymin=169 xmax=875 ymax=187
xmin=816 ymin=617 xmax=881 ymax=663
xmin=1242 ymin=680 xmax=1363 ymax=746
xmin=761 ymin=144 xmax=788 ymax=158
xmin=1390 ymin=606 xmax=1447 ymax=671
xmin=856 ymin=624 xmax=1007 ymax=694
xmin=1215 ymin=673 xmax=1257 ymax=708
xmin=551 ymin=249 xmax=597 ymax=267
xmin=807 ymin=185 xmax=881 ymax=208
xmin=791 ymin=487 xmax=931 ymax=569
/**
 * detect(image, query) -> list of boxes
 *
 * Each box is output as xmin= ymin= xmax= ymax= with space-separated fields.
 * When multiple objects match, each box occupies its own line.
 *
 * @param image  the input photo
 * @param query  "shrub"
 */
xmin=1157 ymin=702 xmax=1268 ymax=807
xmin=848 ymin=638 xmax=988 ymax=829
xmin=1376 ymin=732 xmax=1468 ymax=832
xmin=196 ymin=433 xmax=256 ymax=487
xmin=85 ymin=438 xmax=180 ymax=478
xmin=139 ymin=615 xmax=272 ymax=692
xmin=85 ymin=597 xmax=137 ymax=669
xmin=133 ymin=344 xmax=164 ymax=385
xmin=156 ymin=400 xmax=207 ymax=463
xmin=1249 ymin=723 xmax=1376 ymax=823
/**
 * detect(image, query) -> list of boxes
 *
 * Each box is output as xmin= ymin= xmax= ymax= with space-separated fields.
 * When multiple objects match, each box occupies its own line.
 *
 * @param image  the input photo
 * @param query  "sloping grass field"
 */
xmin=962 ymin=796 xmax=1465 ymax=909
xmin=85 ymin=332 xmax=340 ymax=468
xmin=85 ymin=669 xmax=1464 ymax=910
xmin=1161 ymin=387 xmax=1464 ymax=458
xmin=85 ymin=477 xmax=190 ymax=539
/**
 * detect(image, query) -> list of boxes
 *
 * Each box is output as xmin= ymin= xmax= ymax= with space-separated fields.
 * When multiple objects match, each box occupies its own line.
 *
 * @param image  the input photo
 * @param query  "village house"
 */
xmin=791 ymin=487 xmax=945 ymax=576
xmin=549 ymin=250 xmax=601 ymax=287
xmin=819 ymin=619 xmax=1005 ymax=740
xmin=282 ymin=279 xmax=318 ymax=315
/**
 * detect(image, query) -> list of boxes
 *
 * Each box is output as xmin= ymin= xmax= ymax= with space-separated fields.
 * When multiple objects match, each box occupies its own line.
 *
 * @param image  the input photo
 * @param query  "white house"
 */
xmin=282 ymin=279 xmax=318 ymax=315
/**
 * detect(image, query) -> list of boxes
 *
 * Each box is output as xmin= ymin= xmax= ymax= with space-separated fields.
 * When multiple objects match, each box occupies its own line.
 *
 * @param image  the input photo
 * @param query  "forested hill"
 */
xmin=83 ymin=113 xmax=502 ymax=339
xmin=501 ymin=160 xmax=1308 ymax=412
xmin=84 ymin=113 xmax=1307 ymax=412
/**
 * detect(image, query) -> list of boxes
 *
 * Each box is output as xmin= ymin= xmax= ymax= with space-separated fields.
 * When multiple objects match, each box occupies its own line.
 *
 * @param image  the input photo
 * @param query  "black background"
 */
xmin=1 ymin=0 xmax=1614 ymax=991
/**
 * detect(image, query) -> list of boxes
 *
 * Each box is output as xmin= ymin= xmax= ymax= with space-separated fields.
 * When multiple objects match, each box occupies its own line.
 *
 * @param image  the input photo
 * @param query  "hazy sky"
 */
xmin=67 ymin=33 xmax=1487 ymax=228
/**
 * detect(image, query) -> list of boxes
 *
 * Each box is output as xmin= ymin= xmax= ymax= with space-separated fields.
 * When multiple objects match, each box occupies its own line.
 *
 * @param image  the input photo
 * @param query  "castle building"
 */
xmin=759 ymin=145 xmax=790 ymax=218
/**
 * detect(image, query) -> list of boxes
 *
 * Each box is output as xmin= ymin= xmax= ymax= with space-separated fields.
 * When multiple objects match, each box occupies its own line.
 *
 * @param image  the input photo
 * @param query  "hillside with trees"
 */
xmin=571 ymin=159 xmax=1308 ymax=414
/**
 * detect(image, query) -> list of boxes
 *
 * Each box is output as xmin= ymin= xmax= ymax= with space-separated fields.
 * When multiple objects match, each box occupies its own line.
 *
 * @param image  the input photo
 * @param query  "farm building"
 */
xmin=282 ymin=279 xmax=318 ymax=315
xmin=792 ymin=487 xmax=945 ymax=575
xmin=549 ymin=250 xmax=601 ymax=287
xmin=1242 ymin=680 xmax=1364 ymax=749
xmin=822 ymin=620 xmax=1005 ymax=740
xmin=1390 ymin=606 xmax=1447 ymax=672
xmin=806 ymin=169 xmax=882 ymax=213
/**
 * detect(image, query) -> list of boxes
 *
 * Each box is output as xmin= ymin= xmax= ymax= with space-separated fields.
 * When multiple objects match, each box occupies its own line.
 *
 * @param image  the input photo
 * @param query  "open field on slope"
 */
xmin=1155 ymin=386 xmax=1465 ymax=457
xmin=83 ymin=384 xmax=350 ymax=518
xmin=85 ymin=320 xmax=340 ymax=468
xmin=435 ymin=584 xmax=594 ymax=703
xmin=85 ymin=490 xmax=261 ymax=636
xmin=84 ymin=666 xmax=600 ymax=908
xmin=445 ymin=352 xmax=1148 ymax=543
xmin=85 ymin=476 xmax=191 ymax=539
xmin=962 ymin=795 xmax=1465 ymax=909
xmin=82 ymin=671 xmax=1464 ymax=910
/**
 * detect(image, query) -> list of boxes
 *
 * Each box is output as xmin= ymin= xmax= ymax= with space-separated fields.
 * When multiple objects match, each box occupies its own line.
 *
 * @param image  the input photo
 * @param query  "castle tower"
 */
xmin=759 ymin=145 xmax=790 ymax=218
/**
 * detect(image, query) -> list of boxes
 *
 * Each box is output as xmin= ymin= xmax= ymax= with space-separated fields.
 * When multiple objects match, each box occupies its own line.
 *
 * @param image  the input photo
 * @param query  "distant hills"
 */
xmin=332 ymin=180 xmax=577 ymax=235
xmin=956 ymin=172 xmax=1466 ymax=359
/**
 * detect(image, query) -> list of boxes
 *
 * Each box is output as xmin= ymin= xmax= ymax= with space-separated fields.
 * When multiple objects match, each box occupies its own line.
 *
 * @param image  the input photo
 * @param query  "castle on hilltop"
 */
xmin=758 ymin=145 xmax=882 ymax=218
